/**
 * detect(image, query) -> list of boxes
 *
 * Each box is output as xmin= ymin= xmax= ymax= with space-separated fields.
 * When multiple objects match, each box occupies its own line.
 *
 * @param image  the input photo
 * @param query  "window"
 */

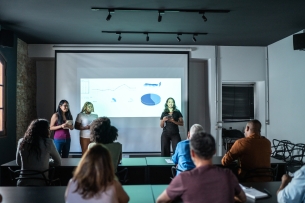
xmin=0 ymin=54 xmax=5 ymax=136
xmin=222 ymin=84 xmax=254 ymax=121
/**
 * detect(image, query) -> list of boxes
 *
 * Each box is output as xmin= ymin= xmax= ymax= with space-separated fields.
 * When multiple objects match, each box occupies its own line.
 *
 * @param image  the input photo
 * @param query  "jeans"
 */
xmin=53 ymin=139 xmax=71 ymax=158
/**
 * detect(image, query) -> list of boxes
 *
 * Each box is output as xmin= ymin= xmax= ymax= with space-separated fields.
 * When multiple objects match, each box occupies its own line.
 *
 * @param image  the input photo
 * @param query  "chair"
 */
xmin=8 ymin=167 xmax=60 ymax=186
xmin=115 ymin=167 xmax=128 ymax=184
xmin=223 ymin=137 xmax=240 ymax=152
xmin=271 ymin=139 xmax=292 ymax=161
xmin=171 ymin=166 xmax=184 ymax=179
xmin=243 ymin=165 xmax=279 ymax=182
xmin=285 ymin=143 xmax=305 ymax=174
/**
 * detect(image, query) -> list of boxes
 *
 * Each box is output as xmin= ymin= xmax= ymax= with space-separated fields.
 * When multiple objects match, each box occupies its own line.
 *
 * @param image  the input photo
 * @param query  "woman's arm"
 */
xmin=50 ymin=113 xmax=65 ymax=131
xmin=168 ymin=117 xmax=184 ymax=126
xmin=114 ymin=180 xmax=130 ymax=203
xmin=160 ymin=116 xmax=168 ymax=128
xmin=75 ymin=121 xmax=90 ymax=130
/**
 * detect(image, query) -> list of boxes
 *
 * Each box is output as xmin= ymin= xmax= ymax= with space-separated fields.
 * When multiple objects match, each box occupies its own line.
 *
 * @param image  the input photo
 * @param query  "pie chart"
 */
xmin=141 ymin=93 xmax=161 ymax=106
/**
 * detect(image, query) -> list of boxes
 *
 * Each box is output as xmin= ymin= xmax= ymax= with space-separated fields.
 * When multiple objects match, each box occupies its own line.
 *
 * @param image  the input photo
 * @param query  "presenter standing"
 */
xmin=50 ymin=100 xmax=74 ymax=158
xmin=75 ymin=102 xmax=98 ymax=155
xmin=160 ymin=97 xmax=184 ymax=156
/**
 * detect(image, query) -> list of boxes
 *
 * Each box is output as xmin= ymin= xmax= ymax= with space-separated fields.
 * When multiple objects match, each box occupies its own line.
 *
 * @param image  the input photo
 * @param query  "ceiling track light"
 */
xmin=102 ymin=31 xmax=208 ymax=42
xmin=192 ymin=34 xmax=198 ymax=42
xmin=201 ymin=12 xmax=207 ymax=22
xmin=106 ymin=9 xmax=115 ymax=21
xmin=177 ymin=34 xmax=181 ymax=42
xmin=144 ymin=33 xmax=149 ymax=41
xmin=116 ymin=32 xmax=122 ymax=41
xmin=158 ymin=10 xmax=164 ymax=22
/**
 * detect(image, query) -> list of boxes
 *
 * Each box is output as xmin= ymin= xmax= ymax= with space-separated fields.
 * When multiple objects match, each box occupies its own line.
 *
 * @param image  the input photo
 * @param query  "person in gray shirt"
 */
xmin=16 ymin=119 xmax=61 ymax=186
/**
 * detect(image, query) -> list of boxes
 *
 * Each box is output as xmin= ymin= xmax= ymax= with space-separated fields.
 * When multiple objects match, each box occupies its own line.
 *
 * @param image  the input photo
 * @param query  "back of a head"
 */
xmin=190 ymin=132 xmax=216 ymax=160
xmin=90 ymin=117 xmax=118 ymax=144
xmin=189 ymin=124 xmax=204 ymax=138
xmin=73 ymin=145 xmax=115 ymax=199
xmin=247 ymin=119 xmax=261 ymax=133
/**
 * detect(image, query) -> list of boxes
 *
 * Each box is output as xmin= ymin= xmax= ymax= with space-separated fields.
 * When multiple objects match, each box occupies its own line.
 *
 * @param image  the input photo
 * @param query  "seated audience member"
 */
xmin=171 ymin=124 xmax=204 ymax=175
xmin=221 ymin=119 xmax=271 ymax=181
xmin=88 ymin=117 xmax=122 ymax=172
xmin=16 ymin=119 xmax=61 ymax=186
xmin=65 ymin=145 xmax=129 ymax=203
xmin=277 ymin=165 xmax=305 ymax=203
xmin=157 ymin=132 xmax=246 ymax=203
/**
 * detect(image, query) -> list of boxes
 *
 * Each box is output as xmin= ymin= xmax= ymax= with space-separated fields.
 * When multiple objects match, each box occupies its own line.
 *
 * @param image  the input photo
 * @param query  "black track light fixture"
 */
xmin=106 ymin=9 xmax=115 ymax=21
xmin=192 ymin=34 xmax=198 ymax=42
xmin=146 ymin=33 xmax=149 ymax=42
xmin=158 ymin=10 xmax=164 ymax=22
xmin=202 ymin=12 xmax=207 ymax=22
xmin=116 ymin=32 xmax=122 ymax=41
xmin=177 ymin=34 xmax=181 ymax=42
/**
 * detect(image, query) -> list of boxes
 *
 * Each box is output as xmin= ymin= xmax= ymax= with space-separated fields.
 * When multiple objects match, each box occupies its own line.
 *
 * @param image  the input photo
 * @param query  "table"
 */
xmin=0 ymin=158 xmax=147 ymax=186
xmin=152 ymin=182 xmax=281 ymax=203
xmin=146 ymin=157 xmax=174 ymax=184
xmin=0 ymin=185 xmax=155 ymax=203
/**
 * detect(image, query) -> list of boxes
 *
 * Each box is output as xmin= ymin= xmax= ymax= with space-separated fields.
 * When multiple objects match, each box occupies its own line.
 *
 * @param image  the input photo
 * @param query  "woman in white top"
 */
xmin=75 ymin=102 xmax=98 ymax=155
xmin=65 ymin=145 xmax=129 ymax=203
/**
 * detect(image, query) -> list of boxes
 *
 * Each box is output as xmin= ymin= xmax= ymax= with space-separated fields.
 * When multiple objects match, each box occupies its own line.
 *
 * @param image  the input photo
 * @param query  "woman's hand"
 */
xmin=162 ymin=116 xmax=169 ymax=121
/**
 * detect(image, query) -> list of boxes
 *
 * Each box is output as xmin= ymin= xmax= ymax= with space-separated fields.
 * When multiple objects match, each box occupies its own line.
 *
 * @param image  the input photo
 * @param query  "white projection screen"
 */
xmin=56 ymin=51 xmax=188 ymax=153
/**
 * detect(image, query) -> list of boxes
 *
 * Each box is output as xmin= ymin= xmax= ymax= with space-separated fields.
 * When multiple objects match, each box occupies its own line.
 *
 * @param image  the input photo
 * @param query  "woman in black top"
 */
xmin=160 ymin=97 xmax=184 ymax=156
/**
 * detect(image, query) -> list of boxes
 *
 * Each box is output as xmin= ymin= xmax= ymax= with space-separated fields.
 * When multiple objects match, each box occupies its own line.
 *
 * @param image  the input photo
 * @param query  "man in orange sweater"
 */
xmin=221 ymin=120 xmax=271 ymax=181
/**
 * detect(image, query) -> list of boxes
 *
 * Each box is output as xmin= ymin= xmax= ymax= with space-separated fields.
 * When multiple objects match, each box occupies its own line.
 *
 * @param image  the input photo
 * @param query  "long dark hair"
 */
xmin=56 ymin=100 xmax=73 ymax=125
xmin=19 ymin=119 xmax=50 ymax=160
xmin=73 ymin=145 xmax=115 ymax=199
xmin=90 ymin=117 xmax=118 ymax=144
xmin=163 ymin=97 xmax=178 ymax=113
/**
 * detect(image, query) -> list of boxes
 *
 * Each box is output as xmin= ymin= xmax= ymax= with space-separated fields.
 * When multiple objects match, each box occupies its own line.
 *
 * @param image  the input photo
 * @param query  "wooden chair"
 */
xmin=8 ymin=167 xmax=60 ymax=186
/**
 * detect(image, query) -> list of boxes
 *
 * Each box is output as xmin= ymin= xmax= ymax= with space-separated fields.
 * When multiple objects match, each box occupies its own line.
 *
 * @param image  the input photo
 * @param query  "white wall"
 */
xmin=219 ymin=46 xmax=267 ymax=135
xmin=268 ymin=32 xmax=305 ymax=144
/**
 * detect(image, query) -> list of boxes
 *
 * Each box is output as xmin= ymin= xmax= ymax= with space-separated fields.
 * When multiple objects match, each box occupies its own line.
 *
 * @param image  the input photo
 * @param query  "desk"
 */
xmin=146 ymin=157 xmax=174 ymax=184
xmin=0 ymin=158 xmax=147 ymax=186
xmin=0 ymin=185 xmax=155 ymax=203
xmin=152 ymin=182 xmax=281 ymax=203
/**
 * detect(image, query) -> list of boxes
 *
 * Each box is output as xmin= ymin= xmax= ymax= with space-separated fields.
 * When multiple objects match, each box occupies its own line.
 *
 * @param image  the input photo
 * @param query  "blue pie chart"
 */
xmin=141 ymin=93 xmax=161 ymax=106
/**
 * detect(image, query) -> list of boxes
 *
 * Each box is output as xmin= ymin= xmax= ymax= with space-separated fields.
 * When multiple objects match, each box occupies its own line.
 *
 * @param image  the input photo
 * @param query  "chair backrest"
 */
xmin=271 ymin=139 xmax=292 ymax=161
xmin=8 ymin=167 xmax=56 ymax=186
xmin=115 ymin=167 xmax=128 ymax=184
xmin=223 ymin=137 xmax=240 ymax=152
xmin=243 ymin=165 xmax=279 ymax=182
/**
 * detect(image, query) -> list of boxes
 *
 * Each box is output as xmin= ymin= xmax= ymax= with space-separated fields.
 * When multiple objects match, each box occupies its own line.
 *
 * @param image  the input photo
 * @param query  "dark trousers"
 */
xmin=161 ymin=132 xmax=181 ymax=157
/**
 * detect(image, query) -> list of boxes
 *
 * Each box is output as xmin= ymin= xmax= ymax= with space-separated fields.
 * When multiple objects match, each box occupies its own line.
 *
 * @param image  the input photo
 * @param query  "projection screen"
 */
xmin=56 ymin=51 xmax=188 ymax=152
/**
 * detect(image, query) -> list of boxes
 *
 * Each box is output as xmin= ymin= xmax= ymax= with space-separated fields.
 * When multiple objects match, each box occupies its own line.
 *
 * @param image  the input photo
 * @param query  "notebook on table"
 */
xmin=239 ymin=184 xmax=269 ymax=200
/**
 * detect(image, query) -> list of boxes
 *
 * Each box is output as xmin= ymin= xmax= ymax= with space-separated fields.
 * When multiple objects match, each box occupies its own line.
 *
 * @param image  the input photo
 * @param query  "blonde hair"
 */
xmin=81 ymin=102 xmax=94 ymax=113
xmin=73 ymin=145 xmax=115 ymax=199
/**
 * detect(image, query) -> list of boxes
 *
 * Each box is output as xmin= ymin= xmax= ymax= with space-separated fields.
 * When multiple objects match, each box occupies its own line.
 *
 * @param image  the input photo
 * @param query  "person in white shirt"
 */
xmin=75 ymin=102 xmax=98 ymax=155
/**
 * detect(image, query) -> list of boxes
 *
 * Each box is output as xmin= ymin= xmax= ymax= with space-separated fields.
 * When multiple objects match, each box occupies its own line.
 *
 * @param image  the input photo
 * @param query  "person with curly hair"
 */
xmin=50 ymin=100 xmax=74 ymax=158
xmin=16 ymin=119 xmax=61 ymax=186
xmin=65 ymin=145 xmax=129 ymax=203
xmin=160 ymin=97 xmax=184 ymax=156
xmin=75 ymin=102 xmax=98 ymax=155
xmin=88 ymin=117 xmax=122 ymax=172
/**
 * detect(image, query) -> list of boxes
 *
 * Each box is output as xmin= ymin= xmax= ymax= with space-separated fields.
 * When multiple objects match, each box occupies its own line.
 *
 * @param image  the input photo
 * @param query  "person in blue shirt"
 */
xmin=171 ymin=124 xmax=204 ymax=176
xmin=277 ymin=165 xmax=305 ymax=203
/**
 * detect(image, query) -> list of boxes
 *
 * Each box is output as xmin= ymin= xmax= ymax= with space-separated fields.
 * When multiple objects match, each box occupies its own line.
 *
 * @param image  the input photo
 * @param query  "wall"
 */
xmin=219 ymin=46 xmax=267 ymax=135
xmin=16 ymin=39 xmax=37 ymax=141
xmin=0 ymin=37 xmax=17 ymax=177
xmin=267 ymin=31 xmax=305 ymax=144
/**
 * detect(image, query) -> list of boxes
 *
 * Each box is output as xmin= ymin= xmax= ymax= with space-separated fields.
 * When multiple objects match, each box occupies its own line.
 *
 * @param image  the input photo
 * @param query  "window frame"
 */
xmin=222 ymin=83 xmax=254 ymax=122
xmin=0 ymin=53 xmax=6 ymax=137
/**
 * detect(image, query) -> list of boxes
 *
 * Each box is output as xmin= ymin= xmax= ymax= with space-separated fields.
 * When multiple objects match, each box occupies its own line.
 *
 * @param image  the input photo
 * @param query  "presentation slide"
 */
xmin=80 ymin=78 xmax=181 ymax=117
xmin=56 ymin=51 xmax=188 ymax=152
